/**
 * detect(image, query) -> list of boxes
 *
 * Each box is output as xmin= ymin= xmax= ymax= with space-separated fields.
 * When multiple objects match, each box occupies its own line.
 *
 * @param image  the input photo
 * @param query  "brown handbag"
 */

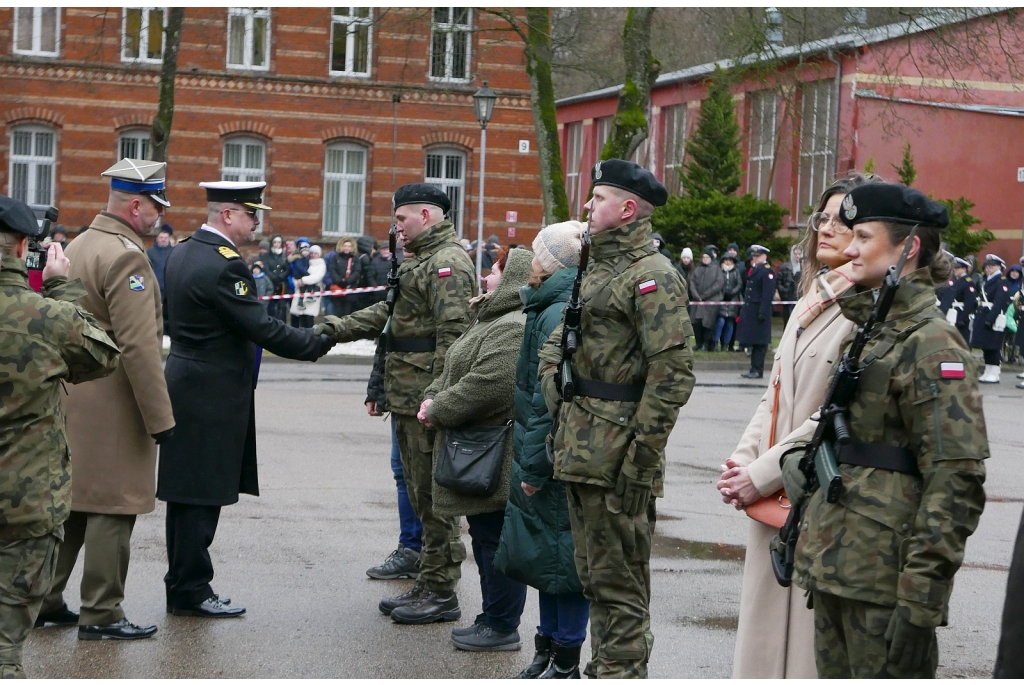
xmin=744 ymin=373 xmax=791 ymax=529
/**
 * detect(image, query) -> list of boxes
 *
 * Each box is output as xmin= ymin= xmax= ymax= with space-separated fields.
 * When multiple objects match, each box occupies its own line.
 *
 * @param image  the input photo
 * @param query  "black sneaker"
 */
xmin=34 ymin=604 xmax=79 ymax=628
xmin=451 ymin=622 xmax=521 ymax=652
xmin=379 ymin=581 xmax=426 ymax=616
xmin=389 ymin=589 xmax=461 ymax=624
xmin=451 ymin=614 xmax=486 ymax=638
xmin=366 ymin=546 xmax=420 ymax=580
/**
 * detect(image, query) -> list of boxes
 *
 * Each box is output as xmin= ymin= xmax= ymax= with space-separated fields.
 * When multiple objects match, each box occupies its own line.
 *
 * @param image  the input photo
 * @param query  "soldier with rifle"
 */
xmin=537 ymin=160 xmax=696 ymax=678
xmin=775 ymin=183 xmax=989 ymax=678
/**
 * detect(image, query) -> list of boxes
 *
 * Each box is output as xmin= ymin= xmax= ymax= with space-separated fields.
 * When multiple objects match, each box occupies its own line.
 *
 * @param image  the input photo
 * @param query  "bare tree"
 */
xmin=601 ymin=8 xmax=658 ymax=161
xmin=149 ymin=8 xmax=184 ymax=164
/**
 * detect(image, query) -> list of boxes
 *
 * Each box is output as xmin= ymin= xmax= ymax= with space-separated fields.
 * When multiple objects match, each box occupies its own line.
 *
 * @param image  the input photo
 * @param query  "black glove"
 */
xmin=780 ymin=451 xmax=807 ymax=505
xmin=315 ymin=315 xmax=344 ymax=340
xmin=885 ymin=606 xmax=935 ymax=672
xmin=317 ymin=334 xmax=335 ymax=358
xmin=758 ymin=314 xmax=767 ymax=322
xmin=614 ymin=470 xmax=652 ymax=518
xmin=151 ymin=427 xmax=175 ymax=445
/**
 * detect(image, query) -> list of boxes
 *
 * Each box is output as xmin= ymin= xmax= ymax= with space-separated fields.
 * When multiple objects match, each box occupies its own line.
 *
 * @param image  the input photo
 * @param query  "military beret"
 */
xmin=199 ymin=181 xmax=271 ymax=210
xmin=591 ymin=159 xmax=668 ymax=207
xmin=840 ymin=183 xmax=948 ymax=229
xmin=984 ymin=253 xmax=1006 ymax=268
xmin=393 ymin=183 xmax=451 ymax=214
xmin=0 ymin=194 xmax=44 ymax=239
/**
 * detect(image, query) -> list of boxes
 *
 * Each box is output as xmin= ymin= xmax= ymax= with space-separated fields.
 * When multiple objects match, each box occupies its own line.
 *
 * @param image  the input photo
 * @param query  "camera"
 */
xmin=25 ymin=205 xmax=58 ymax=271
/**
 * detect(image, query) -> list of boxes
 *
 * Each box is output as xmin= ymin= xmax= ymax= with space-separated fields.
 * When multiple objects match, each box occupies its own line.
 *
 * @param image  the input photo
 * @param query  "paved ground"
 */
xmin=23 ymin=361 xmax=1021 ymax=678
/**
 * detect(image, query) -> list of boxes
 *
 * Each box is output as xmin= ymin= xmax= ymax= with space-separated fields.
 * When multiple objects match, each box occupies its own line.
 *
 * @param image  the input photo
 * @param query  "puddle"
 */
xmin=677 ymin=614 xmax=739 ymax=631
xmin=652 ymin=534 xmax=745 ymax=562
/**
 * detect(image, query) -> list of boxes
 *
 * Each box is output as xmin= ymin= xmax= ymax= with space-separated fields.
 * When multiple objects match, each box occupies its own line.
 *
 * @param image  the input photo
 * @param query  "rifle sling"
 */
xmin=388 ymin=337 xmax=436 ymax=353
xmin=836 ymin=441 xmax=917 ymax=475
xmin=575 ymin=377 xmax=645 ymax=402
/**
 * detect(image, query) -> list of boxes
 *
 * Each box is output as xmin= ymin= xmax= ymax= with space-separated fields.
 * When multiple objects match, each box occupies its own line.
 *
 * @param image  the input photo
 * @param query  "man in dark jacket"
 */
xmin=327 ymin=237 xmax=362 ymax=317
xmin=262 ymin=234 xmax=290 ymax=321
xmin=146 ymin=225 xmax=174 ymax=293
xmin=364 ymin=239 xmax=394 ymax=306
xmin=737 ymin=244 xmax=776 ymax=378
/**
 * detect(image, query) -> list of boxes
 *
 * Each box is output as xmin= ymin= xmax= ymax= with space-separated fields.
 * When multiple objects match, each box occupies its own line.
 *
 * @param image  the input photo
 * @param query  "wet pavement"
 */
xmin=23 ymin=363 xmax=1020 ymax=678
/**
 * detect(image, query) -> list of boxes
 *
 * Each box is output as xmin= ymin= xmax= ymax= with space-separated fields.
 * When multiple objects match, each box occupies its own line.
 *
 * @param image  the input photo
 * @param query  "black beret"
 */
xmin=840 ymin=183 xmax=949 ymax=229
xmin=0 ymin=194 xmax=44 ymax=239
xmin=393 ymin=183 xmax=451 ymax=214
xmin=591 ymin=159 xmax=668 ymax=207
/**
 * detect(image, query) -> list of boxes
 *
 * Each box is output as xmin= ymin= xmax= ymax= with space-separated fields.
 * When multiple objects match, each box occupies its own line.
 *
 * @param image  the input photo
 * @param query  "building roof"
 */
xmin=555 ymin=7 xmax=1008 ymax=107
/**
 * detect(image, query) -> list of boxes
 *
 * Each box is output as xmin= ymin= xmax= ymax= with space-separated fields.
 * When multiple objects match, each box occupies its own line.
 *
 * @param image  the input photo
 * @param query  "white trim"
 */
xmin=9 ymin=124 xmax=56 ymax=206
xmin=121 ymin=7 xmax=165 ymax=64
xmin=118 ymin=129 xmax=151 ymax=161
xmin=329 ymin=8 xmax=373 ymax=78
xmin=226 ymin=7 xmax=271 ymax=72
xmin=747 ymin=90 xmax=777 ymax=200
xmin=428 ymin=7 xmax=472 ymax=83
xmin=424 ymin=148 xmax=466 ymax=236
xmin=796 ymin=80 xmax=836 ymax=223
xmin=12 ymin=7 xmax=60 ymax=57
xmin=563 ymin=121 xmax=583 ymax=221
xmin=322 ymin=142 xmax=367 ymax=237
xmin=222 ymin=136 xmax=267 ymax=232
xmin=662 ymin=104 xmax=687 ymax=196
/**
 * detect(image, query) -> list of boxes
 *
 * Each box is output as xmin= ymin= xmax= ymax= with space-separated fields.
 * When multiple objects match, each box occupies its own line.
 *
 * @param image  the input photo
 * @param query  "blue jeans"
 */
xmin=391 ymin=416 xmax=422 ymax=551
xmin=713 ymin=314 xmax=735 ymax=346
xmin=466 ymin=510 xmax=528 ymax=633
xmin=538 ymin=591 xmax=590 ymax=648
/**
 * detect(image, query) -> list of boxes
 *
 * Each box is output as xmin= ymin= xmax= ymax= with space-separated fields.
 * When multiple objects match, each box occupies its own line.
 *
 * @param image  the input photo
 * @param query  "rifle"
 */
xmin=373 ymin=223 xmax=400 ymax=386
xmin=555 ymin=215 xmax=592 ymax=402
xmin=770 ymin=226 xmax=919 ymax=587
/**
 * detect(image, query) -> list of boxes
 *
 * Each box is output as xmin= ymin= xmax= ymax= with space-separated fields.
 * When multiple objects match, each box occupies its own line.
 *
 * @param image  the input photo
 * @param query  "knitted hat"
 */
xmin=532 ymin=220 xmax=585 ymax=274
xmin=681 ymin=247 xmax=693 ymax=260
xmin=310 ymin=244 xmax=322 ymax=256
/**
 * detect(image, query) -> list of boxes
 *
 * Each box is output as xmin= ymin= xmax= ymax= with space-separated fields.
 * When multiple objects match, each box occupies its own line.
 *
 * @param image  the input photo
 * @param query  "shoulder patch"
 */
xmin=128 ymin=275 xmax=145 ymax=291
xmin=939 ymin=361 xmax=966 ymax=379
xmin=120 ymin=236 xmax=141 ymax=252
xmin=219 ymin=246 xmax=241 ymax=260
xmin=638 ymin=279 xmax=657 ymax=294
xmin=437 ymin=266 xmax=452 ymax=277
xmin=234 ymin=280 xmax=249 ymax=296
xmin=768 ymin=272 xmax=774 ymax=280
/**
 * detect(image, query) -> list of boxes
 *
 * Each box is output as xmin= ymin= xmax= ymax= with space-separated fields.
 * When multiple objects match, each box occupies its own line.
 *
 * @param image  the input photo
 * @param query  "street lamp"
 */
xmin=473 ymin=81 xmax=497 ymax=285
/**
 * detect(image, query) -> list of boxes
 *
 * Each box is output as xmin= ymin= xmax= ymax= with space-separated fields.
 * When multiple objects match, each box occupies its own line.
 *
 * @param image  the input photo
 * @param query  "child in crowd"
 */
xmin=252 ymin=260 xmax=275 ymax=312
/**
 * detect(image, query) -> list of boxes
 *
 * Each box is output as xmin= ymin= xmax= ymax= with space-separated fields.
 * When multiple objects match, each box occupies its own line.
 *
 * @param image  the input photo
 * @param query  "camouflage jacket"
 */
xmin=0 ymin=255 xmax=120 ymax=540
xmin=327 ymin=221 xmax=475 ymax=415
xmin=793 ymin=268 xmax=988 ymax=627
xmin=538 ymin=219 xmax=696 ymax=494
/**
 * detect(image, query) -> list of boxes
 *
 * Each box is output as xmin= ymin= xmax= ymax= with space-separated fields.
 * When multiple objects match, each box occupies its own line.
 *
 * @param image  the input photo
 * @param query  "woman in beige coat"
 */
xmin=717 ymin=171 xmax=882 ymax=678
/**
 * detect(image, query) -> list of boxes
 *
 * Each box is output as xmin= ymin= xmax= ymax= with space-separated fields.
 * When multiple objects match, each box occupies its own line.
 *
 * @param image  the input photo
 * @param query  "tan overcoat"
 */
xmin=62 ymin=212 xmax=174 ymax=515
xmin=729 ymin=264 xmax=857 ymax=679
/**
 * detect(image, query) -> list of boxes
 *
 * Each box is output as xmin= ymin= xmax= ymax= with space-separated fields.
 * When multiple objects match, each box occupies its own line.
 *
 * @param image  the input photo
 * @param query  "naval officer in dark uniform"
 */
xmin=737 ymin=244 xmax=776 ymax=379
xmin=158 ymin=181 xmax=334 ymax=618
xmin=937 ymin=256 xmax=976 ymax=344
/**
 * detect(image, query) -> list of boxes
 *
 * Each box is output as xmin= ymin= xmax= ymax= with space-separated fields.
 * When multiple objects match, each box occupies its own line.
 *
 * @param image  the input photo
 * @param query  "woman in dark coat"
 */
xmin=713 ymin=252 xmax=743 ymax=351
xmin=689 ymin=247 xmax=724 ymax=350
xmin=493 ymin=222 xmax=588 ymax=679
xmin=970 ymin=254 xmax=1011 ymax=383
xmin=262 ymin=234 xmax=290 ymax=321
xmin=326 ymin=236 xmax=362 ymax=316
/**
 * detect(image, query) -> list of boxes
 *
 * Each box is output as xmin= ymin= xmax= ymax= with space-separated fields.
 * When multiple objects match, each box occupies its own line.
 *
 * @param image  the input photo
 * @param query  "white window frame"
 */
xmin=322 ymin=143 xmax=367 ymax=237
xmin=222 ymin=136 xmax=267 ymax=232
xmin=121 ymin=7 xmax=166 ymax=64
xmin=595 ymin=116 xmax=613 ymax=158
xmin=226 ymin=7 xmax=271 ymax=71
xmin=428 ymin=7 xmax=472 ymax=83
xmin=118 ymin=130 xmax=151 ymax=161
xmin=424 ymin=148 xmax=466 ymax=236
xmin=9 ymin=125 xmax=56 ymax=206
xmin=330 ymin=8 xmax=372 ymax=77
xmin=13 ymin=7 xmax=60 ymax=57
xmin=797 ymin=80 xmax=836 ymax=223
xmin=563 ymin=121 xmax=583 ymax=221
xmin=662 ymin=105 xmax=687 ymax=197
xmin=747 ymin=91 xmax=778 ymax=200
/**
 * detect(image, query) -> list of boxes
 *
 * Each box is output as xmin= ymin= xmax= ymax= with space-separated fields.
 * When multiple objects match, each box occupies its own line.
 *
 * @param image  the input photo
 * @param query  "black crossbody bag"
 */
xmin=434 ymin=420 xmax=513 ymax=496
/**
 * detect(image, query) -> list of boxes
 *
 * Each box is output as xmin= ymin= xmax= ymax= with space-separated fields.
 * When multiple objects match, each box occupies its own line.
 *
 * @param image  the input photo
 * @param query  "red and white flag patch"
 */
xmin=940 ymin=362 xmax=966 ymax=379
xmin=438 ymin=267 xmax=452 ymax=277
xmin=639 ymin=279 xmax=658 ymax=294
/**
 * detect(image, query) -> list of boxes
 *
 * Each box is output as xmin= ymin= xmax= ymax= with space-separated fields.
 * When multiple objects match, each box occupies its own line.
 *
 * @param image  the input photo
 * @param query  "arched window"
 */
xmin=323 ymin=143 xmax=367 ymax=236
xmin=425 ymin=148 xmax=465 ymax=236
xmin=222 ymin=136 xmax=266 ymax=231
xmin=118 ymin=129 xmax=151 ymax=160
xmin=9 ymin=124 xmax=56 ymax=205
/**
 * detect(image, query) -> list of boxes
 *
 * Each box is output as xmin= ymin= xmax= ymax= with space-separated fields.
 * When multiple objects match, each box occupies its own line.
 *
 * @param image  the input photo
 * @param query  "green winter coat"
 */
xmin=493 ymin=267 xmax=584 ymax=595
xmin=425 ymin=248 xmax=530 ymax=518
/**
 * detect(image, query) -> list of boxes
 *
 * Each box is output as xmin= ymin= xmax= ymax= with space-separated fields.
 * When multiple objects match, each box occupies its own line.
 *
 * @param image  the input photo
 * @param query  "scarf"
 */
xmin=795 ymin=262 xmax=857 ymax=330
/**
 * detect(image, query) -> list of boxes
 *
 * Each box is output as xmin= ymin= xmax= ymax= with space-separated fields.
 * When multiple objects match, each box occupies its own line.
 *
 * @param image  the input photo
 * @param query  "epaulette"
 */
xmin=218 ymin=245 xmax=241 ymax=260
xmin=119 ymin=236 xmax=142 ymax=252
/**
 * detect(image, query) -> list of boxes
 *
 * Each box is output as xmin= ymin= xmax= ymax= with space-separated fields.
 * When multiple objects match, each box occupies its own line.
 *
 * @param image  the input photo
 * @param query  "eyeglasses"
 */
xmin=810 ymin=212 xmax=850 ymax=234
xmin=226 ymin=207 xmax=258 ymax=220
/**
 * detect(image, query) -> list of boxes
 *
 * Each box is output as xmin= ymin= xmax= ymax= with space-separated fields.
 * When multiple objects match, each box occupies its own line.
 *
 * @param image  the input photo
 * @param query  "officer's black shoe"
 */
xmin=78 ymin=618 xmax=157 ymax=641
xmin=367 ymin=545 xmax=421 ymax=580
xmin=378 ymin=581 xmax=426 ymax=615
xmin=389 ymin=589 xmax=460 ymax=625
xmin=539 ymin=642 xmax=582 ymax=679
xmin=740 ymin=371 xmax=763 ymax=379
xmin=517 ymin=633 xmax=553 ymax=677
xmin=34 ymin=604 xmax=79 ymax=628
xmin=171 ymin=597 xmax=245 ymax=618
xmin=451 ymin=622 xmax=520 ymax=651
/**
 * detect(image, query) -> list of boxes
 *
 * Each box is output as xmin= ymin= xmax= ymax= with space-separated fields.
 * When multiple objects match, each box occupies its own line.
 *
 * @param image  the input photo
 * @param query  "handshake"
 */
xmin=313 ymin=316 xmax=344 ymax=358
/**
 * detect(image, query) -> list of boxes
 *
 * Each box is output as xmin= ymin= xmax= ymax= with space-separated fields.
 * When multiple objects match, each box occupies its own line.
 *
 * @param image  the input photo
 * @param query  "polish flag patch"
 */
xmin=438 ymin=267 xmax=452 ymax=277
xmin=638 ymin=279 xmax=658 ymax=294
xmin=940 ymin=362 xmax=966 ymax=379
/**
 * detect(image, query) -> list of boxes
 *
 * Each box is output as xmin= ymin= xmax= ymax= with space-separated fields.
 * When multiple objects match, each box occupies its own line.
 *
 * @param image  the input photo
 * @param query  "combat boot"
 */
xmin=378 ymin=581 xmax=426 ymax=615
xmin=366 ymin=545 xmax=420 ymax=580
xmin=516 ymin=633 xmax=553 ymax=677
xmin=389 ymin=589 xmax=460 ymax=624
xmin=540 ymin=642 xmax=581 ymax=679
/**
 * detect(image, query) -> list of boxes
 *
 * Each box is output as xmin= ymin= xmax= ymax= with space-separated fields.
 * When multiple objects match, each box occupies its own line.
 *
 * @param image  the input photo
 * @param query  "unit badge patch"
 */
xmin=234 ymin=281 xmax=250 ymax=296
xmin=128 ymin=275 xmax=145 ymax=291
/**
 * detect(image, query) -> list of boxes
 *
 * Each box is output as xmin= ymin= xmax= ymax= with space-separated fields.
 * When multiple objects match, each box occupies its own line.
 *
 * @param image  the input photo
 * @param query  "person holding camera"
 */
xmin=0 ymin=195 xmax=121 ymax=676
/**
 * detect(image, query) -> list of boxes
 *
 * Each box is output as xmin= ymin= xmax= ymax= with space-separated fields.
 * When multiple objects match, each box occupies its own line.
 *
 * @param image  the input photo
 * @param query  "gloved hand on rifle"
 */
xmin=615 ymin=470 xmax=652 ymax=518
xmin=780 ymin=450 xmax=808 ymax=507
xmin=884 ymin=606 xmax=935 ymax=673
xmin=313 ymin=315 xmax=344 ymax=340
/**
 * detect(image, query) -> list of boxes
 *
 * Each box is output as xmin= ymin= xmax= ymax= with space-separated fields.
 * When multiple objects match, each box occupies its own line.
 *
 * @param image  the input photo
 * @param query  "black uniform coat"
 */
xmin=995 ymin=507 xmax=1024 ymax=677
xmin=970 ymin=274 xmax=1011 ymax=351
xmin=938 ymin=274 xmax=976 ymax=344
xmin=736 ymin=262 xmax=776 ymax=346
xmin=157 ymin=228 xmax=325 ymax=506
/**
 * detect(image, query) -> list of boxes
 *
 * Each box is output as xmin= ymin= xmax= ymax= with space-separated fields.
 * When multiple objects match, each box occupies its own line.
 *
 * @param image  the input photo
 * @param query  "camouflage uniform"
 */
xmin=323 ymin=220 xmax=474 ymax=590
xmin=791 ymin=268 xmax=988 ymax=678
xmin=0 ymin=255 xmax=119 ymax=677
xmin=538 ymin=218 xmax=696 ymax=678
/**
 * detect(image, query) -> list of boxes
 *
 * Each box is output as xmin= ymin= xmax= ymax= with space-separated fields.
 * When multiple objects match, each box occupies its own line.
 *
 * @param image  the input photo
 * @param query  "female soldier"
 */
xmin=782 ymin=183 xmax=988 ymax=678
xmin=719 ymin=171 xmax=880 ymax=678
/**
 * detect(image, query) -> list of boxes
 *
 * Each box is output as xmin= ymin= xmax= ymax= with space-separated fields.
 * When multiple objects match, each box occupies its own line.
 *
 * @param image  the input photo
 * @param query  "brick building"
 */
xmin=556 ymin=9 xmax=1024 ymax=263
xmin=0 ymin=7 xmax=543 ymax=252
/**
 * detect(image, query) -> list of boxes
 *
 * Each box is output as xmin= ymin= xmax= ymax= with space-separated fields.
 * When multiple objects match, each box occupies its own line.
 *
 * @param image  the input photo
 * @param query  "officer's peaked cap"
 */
xmin=200 ymin=181 xmax=271 ymax=210
xmin=0 ymin=194 xmax=44 ymax=238
xmin=749 ymin=244 xmax=770 ymax=255
xmin=984 ymin=253 xmax=1006 ymax=268
xmin=953 ymin=256 xmax=970 ymax=268
xmin=591 ymin=159 xmax=668 ymax=207
xmin=393 ymin=183 xmax=451 ymax=214
xmin=839 ymin=183 xmax=948 ymax=229
xmin=103 ymin=158 xmax=171 ymax=207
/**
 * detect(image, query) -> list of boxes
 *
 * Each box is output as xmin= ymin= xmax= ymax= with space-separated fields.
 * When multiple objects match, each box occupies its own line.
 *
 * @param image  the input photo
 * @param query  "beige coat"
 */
xmin=729 ymin=264 xmax=857 ymax=679
xmin=62 ymin=213 xmax=174 ymax=515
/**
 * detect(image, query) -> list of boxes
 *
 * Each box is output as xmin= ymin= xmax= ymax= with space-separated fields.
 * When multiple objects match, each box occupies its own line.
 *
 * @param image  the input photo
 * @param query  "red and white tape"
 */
xmin=258 ymin=285 xmax=387 ymax=301
xmin=689 ymin=300 xmax=798 ymax=306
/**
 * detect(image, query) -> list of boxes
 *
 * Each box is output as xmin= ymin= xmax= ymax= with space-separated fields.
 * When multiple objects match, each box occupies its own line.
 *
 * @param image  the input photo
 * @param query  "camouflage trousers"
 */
xmin=0 ymin=531 xmax=61 ymax=679
xmin=393 ymin=413 xmax=465 ymax=591
xmin=812 ymin=591 xmax=938 ymax=678
xmin=566 ymin=482 xmax=655 ymax=679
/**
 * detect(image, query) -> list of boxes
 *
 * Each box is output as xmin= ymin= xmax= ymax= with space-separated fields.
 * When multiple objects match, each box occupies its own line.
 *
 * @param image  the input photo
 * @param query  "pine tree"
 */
xmin=892 ymin=142 xmax=917 ymax=187
xmin=681 ymin=69 xmax=742 ymax=199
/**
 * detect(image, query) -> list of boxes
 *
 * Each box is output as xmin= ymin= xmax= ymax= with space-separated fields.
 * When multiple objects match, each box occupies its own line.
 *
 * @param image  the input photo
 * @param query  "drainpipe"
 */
xmin=826 ymin=49 xmax=842 ymax=178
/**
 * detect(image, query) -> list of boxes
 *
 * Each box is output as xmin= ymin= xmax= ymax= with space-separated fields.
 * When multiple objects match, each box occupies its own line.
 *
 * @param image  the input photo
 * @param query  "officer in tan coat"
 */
xmin=37 ymin=159 xmax=175 ymax=641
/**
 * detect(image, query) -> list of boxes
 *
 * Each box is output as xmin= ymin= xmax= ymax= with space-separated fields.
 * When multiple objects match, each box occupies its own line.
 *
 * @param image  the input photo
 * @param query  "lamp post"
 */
xmin=473 ymin=81 xmax=497 ymax=285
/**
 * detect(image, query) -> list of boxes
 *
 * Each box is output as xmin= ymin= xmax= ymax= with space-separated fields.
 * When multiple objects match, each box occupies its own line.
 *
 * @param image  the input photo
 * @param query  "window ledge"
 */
xmin=226 ymin=64 xmax=271 ymax=72
xmin=328 ymin=71 xmax=372 ymax=80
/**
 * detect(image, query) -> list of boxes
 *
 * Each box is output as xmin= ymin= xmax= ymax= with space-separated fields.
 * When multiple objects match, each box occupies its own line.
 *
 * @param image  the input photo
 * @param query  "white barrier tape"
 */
xmin=258 ymin=285 xmax=387 ymax=301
